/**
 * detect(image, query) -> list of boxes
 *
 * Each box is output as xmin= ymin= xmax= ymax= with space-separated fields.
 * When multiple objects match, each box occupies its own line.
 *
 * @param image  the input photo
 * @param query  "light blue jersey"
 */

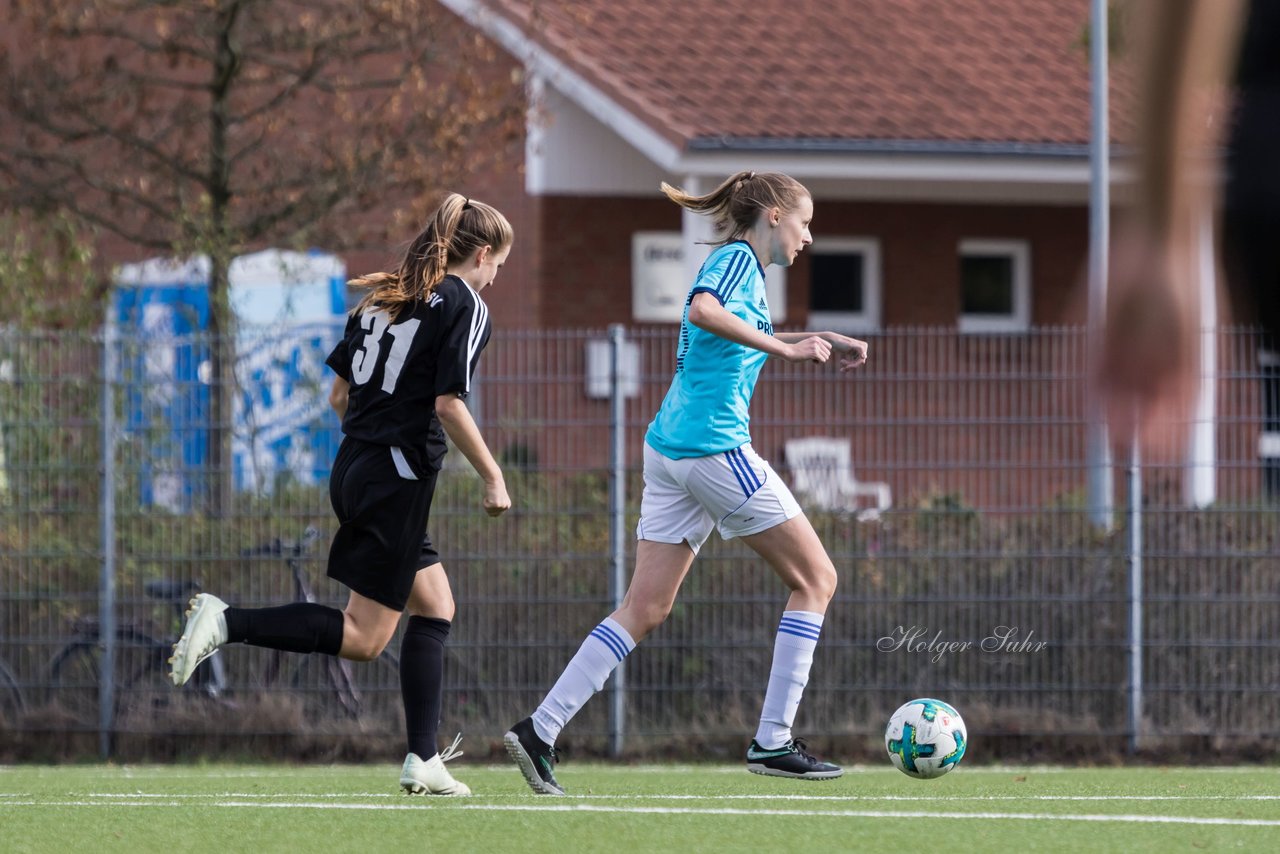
xmin=646 ymin=241 xmax=772 ymax=458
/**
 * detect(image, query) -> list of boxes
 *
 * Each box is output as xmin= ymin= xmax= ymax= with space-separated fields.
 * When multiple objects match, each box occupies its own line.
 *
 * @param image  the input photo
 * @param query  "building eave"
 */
xmin=440 ymin=0 xmax=1134 ymax=203
xmin=687 ymin=137 xmax=1124 ymax=159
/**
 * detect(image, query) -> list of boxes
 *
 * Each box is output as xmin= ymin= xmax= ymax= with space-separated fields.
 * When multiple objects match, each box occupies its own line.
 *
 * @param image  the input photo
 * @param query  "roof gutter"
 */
xmin=687 ymin=137 xmax=1123 ymax=159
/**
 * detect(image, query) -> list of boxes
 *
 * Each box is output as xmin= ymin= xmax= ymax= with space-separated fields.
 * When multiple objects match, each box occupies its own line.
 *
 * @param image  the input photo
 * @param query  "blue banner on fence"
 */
xmin=114 ymin=250 xmax=347 ymax=510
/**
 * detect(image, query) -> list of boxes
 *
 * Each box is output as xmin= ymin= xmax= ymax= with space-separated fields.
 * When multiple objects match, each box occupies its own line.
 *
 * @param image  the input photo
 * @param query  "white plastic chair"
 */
xmin=784 ymin=436 xmax=891 ymax=522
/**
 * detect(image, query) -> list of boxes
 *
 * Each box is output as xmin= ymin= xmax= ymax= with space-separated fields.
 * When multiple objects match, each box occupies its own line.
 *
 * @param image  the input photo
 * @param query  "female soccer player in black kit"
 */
xmin=171 ymin=193 xmax=513 ymax=796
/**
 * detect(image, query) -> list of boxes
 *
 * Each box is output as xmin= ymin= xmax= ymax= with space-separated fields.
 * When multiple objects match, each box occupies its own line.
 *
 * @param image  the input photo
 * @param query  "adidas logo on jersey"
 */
xmin=758 ymin=297 xmax=768 ymax=309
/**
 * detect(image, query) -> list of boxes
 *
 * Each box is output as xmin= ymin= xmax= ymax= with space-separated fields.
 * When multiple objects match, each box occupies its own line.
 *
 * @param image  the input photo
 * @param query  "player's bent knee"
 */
xmin=343 ymin=640 xmax=387 ymax=662
xmin=792 ymin=563 xmax=837 ymax=603
xmin=624 ymin=600 xmax=672 ymax=635
xmin=634 ymin=609 xmax=668 ymax=635
xmin=408 ymin=603 xmax=455 ymax=622
xmin=339 ymin=630 xmax=391 ymax=662
xmin=819 ymin=577 xmax=837 ymax=604
xmin=817 ymin=564 xmax=838 ymax=601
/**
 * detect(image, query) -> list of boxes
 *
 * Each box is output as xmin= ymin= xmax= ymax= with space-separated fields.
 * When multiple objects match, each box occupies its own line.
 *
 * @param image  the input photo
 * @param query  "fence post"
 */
xmin=607 ymin=323 xmax=627 ymax=756
xmin=99 ymin=311 xmax=119 ymax=759
xmin=1126 ymin=425 xmax=1143 ymax=754
xmin=1085 ymin=0 xmax=1114 ymax=531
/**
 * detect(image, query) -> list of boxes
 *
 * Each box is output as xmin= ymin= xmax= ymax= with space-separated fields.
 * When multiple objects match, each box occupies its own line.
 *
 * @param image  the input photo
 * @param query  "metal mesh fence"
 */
xmin=0 ymin=324 xmax=1276 ymax=759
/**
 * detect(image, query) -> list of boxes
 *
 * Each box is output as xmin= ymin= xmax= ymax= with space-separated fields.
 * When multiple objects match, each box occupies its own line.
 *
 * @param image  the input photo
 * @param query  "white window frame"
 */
xmin=958 ymin=238 xmax=1031 ymax=333
xmin=807 ymin=237 xmax=881 ymax=333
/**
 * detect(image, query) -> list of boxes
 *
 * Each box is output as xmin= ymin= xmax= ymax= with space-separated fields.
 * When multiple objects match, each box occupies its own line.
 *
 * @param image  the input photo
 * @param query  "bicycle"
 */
xmin=46 ymin=578 xmax=227 ymax=731
xmin=46 ymin=526 xmax=400 ymax=734
xmin=0 ymin=653 xmax=24 ymax=727
xmin=242 ymin=526 xmax=401 ymax=730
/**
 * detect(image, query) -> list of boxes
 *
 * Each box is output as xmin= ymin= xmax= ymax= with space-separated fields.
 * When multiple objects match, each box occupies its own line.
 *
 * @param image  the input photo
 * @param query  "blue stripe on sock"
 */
xmin=591 ymin=623 xmax=631 ymax=662
xmin=777 ymin=626 xmax=822 ymax=641
xmin=591 ymin=627 xmax=627 ymax=661
xmin=590 ymin=628 xmax=626 ymax=661
xmin=778 ymin=617 xmax=822 ymax=641
xmin=778 ymin=616 xmax=821 ymax=628
xmin=595 ymin=621 xmax=632 ymax=654
xmin=778 ymin=617 xmax=821 ymax=635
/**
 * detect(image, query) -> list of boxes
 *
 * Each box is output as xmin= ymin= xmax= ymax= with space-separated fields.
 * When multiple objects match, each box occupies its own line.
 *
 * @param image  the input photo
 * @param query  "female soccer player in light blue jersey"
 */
xmin=506 ymin=172 xmax=868 ymax=793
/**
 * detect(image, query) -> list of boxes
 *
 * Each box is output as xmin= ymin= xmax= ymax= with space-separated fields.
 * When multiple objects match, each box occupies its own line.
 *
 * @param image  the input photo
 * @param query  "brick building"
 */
xmin=428 ymin=0 xmax=1165 ymax=509
xmin=439 ymin=0 xmax=1127 ymax=335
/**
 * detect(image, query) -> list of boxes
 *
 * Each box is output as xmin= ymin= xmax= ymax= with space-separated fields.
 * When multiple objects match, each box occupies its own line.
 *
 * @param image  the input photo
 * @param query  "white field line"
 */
xmin=0 ymin=799 xmax=1279 ymax=828
xmin=1 ymin=764 xmax=1265 ymax=779
xmin=3 ymin=792 xmax=1278 ymax=803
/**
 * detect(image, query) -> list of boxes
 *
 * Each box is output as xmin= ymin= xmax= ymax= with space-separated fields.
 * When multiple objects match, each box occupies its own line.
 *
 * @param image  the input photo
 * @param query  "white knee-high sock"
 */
xmin=531 ymin=617 xmax=636 ymax=746
xmin=755 ymin=610 xmax=824 ymax=749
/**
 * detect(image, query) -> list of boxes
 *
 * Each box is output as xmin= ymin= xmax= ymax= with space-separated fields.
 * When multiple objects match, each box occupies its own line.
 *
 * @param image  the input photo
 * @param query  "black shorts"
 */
xmin=419 ymin=533 xmax=441 ymax=568
xmin=327 ymin=438 xmax=440 ymax=611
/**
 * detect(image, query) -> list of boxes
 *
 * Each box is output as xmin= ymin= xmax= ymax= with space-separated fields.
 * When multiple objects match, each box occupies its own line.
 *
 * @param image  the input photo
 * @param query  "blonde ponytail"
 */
xmin=661 ymin=171 xmax=809 ymax=244
xmin=352 ymin=193 xmax=513 ymax=320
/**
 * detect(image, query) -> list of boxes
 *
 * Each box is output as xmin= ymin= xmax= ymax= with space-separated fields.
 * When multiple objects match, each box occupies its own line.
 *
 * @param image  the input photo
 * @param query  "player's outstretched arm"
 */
xmin=435 ymin=393 xmax=511 ymax=516
xmin=828 ymin=333 xmax=868 ymax=373
xmin=688 ymin=292 xmax=830 ymax=363
xmin=775 ymin=331 xmax=867 ymax=371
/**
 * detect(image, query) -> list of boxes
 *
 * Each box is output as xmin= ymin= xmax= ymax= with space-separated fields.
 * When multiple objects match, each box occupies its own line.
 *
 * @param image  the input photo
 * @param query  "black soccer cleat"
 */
xmin=746 ymin=737 xmax=844 ymax=780
xmin=504 ymin=717 xmax=565 ymax=795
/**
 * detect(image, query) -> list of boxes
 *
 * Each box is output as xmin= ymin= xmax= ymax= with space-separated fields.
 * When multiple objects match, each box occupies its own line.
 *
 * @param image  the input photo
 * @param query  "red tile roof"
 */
xmin=478 ymin=0 xmax=1129 ymax=150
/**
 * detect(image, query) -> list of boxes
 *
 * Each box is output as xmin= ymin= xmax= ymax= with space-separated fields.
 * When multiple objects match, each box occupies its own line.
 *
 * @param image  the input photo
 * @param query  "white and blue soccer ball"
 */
xmin=885 ymin=698 xmax=967 ymax=779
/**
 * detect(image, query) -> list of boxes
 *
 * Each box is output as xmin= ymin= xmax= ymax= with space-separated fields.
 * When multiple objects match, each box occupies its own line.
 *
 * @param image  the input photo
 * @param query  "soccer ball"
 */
xmin=885 ymin=698 xmax=967 ymax=779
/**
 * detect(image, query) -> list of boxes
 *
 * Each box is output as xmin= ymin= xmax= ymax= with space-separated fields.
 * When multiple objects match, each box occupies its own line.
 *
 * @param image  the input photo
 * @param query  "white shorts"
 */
xmin=637 ymin=442 xmax=802 ymax=553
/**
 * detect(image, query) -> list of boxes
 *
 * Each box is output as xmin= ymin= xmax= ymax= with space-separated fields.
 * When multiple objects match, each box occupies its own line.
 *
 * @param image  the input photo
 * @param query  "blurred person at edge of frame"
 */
xmin=1099 ymin=0 xmax=1280 ymax=450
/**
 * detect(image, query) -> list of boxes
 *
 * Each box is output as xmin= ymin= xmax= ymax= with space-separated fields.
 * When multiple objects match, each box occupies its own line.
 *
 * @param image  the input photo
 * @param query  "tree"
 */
xmin=0 ymin=0 xmax=523 ymax=512
xmin=0 ymin=211 xmax=100 ymax=329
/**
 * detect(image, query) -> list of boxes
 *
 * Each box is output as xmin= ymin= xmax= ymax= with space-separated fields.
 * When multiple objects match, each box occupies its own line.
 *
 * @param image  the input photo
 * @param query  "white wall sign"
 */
xmin=632 ymin=232 xmax=686 ymax=322
xmin=632 ymin=231 xmax=786 ymax=324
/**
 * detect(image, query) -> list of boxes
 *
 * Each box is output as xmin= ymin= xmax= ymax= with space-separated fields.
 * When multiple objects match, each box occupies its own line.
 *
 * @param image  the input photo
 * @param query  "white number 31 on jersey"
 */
xmin=350 ymin=308 xmax=420 ymax=394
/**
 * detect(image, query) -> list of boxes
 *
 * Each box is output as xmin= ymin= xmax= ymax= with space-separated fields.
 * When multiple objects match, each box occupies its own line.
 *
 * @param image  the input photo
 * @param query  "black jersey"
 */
xmin=325 ymin=275 xmax=491 ymax=478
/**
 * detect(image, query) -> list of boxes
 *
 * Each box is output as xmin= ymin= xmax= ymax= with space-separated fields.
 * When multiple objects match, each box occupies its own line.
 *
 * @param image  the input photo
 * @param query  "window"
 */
xmin=808 ymin=237 xmax=880 ymax=332
xmin=958 ymin=239 xmax=1031 ymax=333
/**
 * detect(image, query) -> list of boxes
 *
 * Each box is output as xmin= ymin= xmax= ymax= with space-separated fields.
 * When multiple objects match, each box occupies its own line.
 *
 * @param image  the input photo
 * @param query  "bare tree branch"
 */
xmin=1 ymin=0 xmax=523 ymax=257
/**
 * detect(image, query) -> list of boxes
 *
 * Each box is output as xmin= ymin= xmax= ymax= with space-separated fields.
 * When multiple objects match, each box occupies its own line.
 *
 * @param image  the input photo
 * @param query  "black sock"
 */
xmin=223 ymin=603 xmax=344 ymax=656
xmin=400 ymin=615 xmax=451 ymax=759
